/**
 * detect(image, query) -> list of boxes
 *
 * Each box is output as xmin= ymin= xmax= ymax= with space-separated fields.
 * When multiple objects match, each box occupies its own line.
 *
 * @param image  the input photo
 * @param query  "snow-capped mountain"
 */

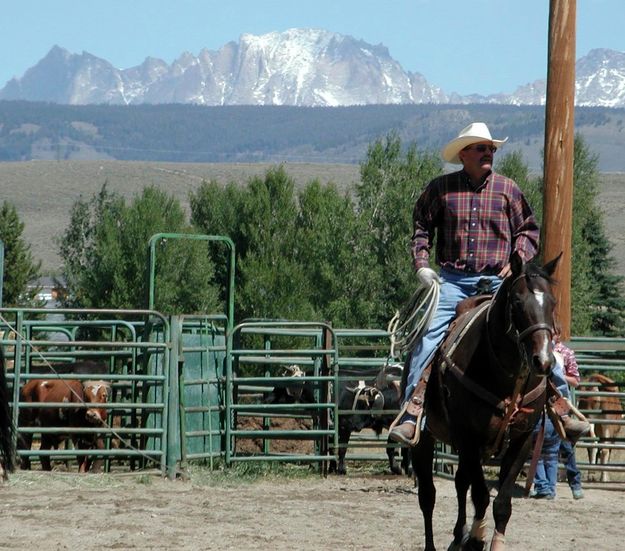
xmin=1 ymin=29 xmax=624 ymax=108
xmin=0 ymin=29 xmax=446 ymax=106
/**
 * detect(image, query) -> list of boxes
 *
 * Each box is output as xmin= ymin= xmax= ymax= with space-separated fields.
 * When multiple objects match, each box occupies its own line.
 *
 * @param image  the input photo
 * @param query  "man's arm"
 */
xmin=410 ymin=181 xmax=439 ymax=271
xmin=509 ymin=185 xmax=540 ymax=262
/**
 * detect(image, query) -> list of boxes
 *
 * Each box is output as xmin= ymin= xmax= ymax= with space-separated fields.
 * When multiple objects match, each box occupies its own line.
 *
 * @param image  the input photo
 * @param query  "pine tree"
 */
xmin=0 ymin=201 xmax=42 ymax=306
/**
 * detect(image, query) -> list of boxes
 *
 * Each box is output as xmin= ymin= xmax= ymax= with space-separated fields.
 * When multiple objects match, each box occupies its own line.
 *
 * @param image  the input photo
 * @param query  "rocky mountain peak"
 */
xmin=1 ymin=30 xmax=624 ymax=108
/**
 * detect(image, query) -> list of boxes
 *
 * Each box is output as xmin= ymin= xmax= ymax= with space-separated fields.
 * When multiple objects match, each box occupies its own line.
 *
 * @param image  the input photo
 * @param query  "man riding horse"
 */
xmin=389 ymin=122 xmax=590 ymax=447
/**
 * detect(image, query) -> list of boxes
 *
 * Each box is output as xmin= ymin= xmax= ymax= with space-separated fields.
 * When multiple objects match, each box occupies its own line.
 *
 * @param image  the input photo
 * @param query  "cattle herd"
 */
xmin=264 ymin=362 xmax=410 ymax=476
xmin=577 ymin=373 xmax=625 ymax=481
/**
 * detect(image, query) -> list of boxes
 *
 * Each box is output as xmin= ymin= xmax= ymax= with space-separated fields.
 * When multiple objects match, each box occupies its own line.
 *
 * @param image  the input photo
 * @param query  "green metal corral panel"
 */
xmin=182 ymin=330 xmax=226 ymax=459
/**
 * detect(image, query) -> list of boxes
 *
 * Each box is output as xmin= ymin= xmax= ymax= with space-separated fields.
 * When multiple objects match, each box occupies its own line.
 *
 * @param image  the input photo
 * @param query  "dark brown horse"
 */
xmin=411 ymin=252 xmax=560 ymax=551
xmin=0 ymin=347 xmax=15 ymax=479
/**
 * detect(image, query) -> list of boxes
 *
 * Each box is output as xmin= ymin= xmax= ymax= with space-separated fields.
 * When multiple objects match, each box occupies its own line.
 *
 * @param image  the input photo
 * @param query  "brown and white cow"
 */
xmin=18 ymin=378 xmax=110 ymax=472
xmin=18 ymin=379 xmax=85 ymax=471
xmin=76 ymin=380 xmax=111 ymax=473
xmin=577 ymin=373 xmax=624 ymax=482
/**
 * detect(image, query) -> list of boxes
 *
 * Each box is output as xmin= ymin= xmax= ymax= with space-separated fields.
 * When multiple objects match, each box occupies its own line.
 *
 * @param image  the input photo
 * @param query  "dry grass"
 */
xmin=1 ymin=160 xmax=360 ymax=271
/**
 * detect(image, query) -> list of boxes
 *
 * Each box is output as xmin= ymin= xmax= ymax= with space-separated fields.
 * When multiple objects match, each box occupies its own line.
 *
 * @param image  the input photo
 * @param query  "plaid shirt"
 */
xmin=554 ymin=341 xmax=580 ymax=382
xmin=411 ymin=169 xmax=539 ymax=273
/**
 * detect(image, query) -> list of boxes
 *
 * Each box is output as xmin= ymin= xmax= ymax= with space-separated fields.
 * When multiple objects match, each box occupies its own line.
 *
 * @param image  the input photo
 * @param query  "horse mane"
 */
xmin=522 ymin=258 xmax=556 ymax=286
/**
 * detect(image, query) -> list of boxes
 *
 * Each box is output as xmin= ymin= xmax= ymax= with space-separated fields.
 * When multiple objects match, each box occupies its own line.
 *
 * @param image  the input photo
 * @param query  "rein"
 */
xmin=488 ymin=273 xmax=553 ymax=454
xmin=503 ymin=273 xmax=554 ymax=345
xmin=446 ymin=272 xmax=553 ymax=456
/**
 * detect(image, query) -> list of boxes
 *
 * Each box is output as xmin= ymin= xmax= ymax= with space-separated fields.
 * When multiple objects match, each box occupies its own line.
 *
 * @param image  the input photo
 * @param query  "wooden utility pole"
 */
xmin=543 ymin=0 xmax=576 ymax=339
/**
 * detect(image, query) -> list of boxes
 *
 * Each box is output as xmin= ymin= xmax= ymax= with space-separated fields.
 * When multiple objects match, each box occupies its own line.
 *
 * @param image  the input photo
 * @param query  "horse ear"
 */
xmin=510 ymin=251 xmax=524 ymax=276
xmin=543 ymin=252 xmax=563 ymax=276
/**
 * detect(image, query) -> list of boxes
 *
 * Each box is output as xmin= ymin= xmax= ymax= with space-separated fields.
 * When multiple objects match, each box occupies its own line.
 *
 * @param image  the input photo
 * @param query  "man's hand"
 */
xmin=417 ymin=267 xmax=441 ymax=287
xmin=498 ymin=263 xmax=511 ymax=278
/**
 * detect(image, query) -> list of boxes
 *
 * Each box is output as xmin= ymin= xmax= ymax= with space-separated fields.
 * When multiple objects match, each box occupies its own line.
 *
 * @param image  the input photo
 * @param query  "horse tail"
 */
xmin=0 ymin=348 xmax=15 ymax=474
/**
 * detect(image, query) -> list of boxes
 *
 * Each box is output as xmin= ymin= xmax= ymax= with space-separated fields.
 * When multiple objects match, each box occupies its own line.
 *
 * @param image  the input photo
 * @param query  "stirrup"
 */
xmin=409 ymin=407 xmax=423 ymax=446
xmin=389 ymin=399 xmax=423 ymax=447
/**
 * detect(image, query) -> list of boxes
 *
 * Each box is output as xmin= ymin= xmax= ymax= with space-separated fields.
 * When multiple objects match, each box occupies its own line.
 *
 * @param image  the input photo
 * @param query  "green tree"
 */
xmin=571 ymin=136 xmax=625 ymax=335
xmin=356 ymin=133 xmax=442 ymax=325
xmin=497 ymin=150 xmax=543 ymax=221
xmin=192 ymin=166 xmax=312 ymax=321
xmin=295 ymin=180 xmax=383 ymax=327
xmin=236 ymin=167 xmax=312 ymax=320
xmin=0 ymin=201 xmax=42 ymax=306
xmin=59 ymin=185 xmax=219 ymax=314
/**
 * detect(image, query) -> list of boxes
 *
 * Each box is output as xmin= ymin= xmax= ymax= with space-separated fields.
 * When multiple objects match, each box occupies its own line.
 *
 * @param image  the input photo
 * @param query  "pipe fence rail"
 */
xmin=2 ymin=310 xmax=624 ymax=485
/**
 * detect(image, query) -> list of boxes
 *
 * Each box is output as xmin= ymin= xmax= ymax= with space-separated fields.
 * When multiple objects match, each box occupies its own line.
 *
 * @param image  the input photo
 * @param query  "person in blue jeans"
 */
xmin=531 ymin=414 xmax=560 ymax=499
xmin=560 ymin=438 xmax=583 ymax=499
xmin=388 ymin=122 xmax=540 ymax=445
xmin=554 ymin=335 xmax=585 ymax=499
xmin=531 ymin=345 xmax=584 ymax=499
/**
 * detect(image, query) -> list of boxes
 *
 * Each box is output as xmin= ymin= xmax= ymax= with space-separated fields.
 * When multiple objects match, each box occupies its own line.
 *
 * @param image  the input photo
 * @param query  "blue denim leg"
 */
xmin=403 ymin=270 xmax=502 ymax=403
xmin=550 ymin=360 xmax=571 ymax=399
xmin=560 ymin=439 xmax=582 ymax=490
xmin=533 ymin=416 xmax=561 ymax=496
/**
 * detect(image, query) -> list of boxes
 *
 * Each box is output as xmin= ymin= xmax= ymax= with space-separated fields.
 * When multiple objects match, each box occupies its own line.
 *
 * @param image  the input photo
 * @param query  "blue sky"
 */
xmin=1 ymin=0 xmax=624 ymax=96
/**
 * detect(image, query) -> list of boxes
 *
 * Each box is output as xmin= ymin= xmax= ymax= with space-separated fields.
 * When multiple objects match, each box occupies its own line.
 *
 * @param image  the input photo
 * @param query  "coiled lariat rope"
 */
xmin=387 ymin=280 xmax=440 ymax=359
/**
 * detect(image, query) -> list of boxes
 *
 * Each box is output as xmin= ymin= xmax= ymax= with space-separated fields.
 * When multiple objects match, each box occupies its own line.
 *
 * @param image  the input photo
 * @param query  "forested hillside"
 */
xmin=2 ymin=100 xmax=625 ymax=170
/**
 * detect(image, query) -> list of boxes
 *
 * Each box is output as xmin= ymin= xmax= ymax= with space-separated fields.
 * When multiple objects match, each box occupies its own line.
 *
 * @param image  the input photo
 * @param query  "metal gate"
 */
xmin=1 ymin=307 xmax=174 ymax=476
xmin=225 ymin=320 xmax=338 ymax=469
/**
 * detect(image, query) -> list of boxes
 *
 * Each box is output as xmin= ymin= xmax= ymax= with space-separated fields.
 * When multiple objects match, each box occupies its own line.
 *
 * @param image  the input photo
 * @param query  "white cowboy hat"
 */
xmin=441 ymin=122 xmax=508 ymax=164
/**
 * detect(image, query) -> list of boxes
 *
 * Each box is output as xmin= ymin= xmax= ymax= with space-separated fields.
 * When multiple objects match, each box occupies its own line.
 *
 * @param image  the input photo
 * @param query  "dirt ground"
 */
xmin=0 ymin=468 xmax=623 ymax=551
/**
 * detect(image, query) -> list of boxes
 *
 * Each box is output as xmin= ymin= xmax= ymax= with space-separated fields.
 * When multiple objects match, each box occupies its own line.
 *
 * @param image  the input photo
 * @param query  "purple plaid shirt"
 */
xmin=411 ymin=169 xmax=539 ymax=273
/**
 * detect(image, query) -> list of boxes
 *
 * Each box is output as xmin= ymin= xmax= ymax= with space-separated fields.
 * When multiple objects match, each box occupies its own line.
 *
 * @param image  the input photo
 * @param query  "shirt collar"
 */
xmin=461 ymin=168 xmax=492 ymax=191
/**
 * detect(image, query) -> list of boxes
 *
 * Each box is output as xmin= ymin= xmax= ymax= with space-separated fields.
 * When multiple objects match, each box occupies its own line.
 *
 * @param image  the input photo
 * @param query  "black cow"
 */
xmin=330 ymin=363 xmax=410 ymax=476
xmin=263 ymin=364 xmax=315 ymax=405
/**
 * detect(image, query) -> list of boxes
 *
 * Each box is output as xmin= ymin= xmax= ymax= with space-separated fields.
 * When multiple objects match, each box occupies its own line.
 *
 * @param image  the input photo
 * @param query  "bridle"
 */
xmin=484 ymin=270 xmax=554 ymax=456
xmin=504 ymin=273 xmax=554 ymax=346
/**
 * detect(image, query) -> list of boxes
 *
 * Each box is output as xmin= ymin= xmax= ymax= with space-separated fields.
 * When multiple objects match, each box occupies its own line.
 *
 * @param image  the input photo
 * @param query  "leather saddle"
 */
xmin=437 ymin=295 xmax=492 ymax=377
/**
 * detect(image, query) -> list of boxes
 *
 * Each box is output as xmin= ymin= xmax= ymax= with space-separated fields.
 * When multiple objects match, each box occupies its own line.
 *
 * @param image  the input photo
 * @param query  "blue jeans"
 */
xmin=550 ymin=353 xmax=582 ymax=489
xmin=560 ymin=438 xmax=582 ymax=490
xmin=533 ymin=415 xmax=561 ymax=497
xmin=550 ymin=357 xmax=570 ymax=398
xmin=403 ymin=269 xmax=503 ymax=403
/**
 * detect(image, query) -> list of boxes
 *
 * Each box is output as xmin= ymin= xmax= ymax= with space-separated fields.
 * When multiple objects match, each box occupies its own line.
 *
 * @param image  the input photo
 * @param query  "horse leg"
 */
xmin=464 ymin=451 xmax=490 ymax=551
xmin=599 ymin=447 xmax=610 ymax=482
xmin=490 ymin=435 xmax=533 ymax=551
xmin=447 ymin=449 xmax=477 ymax=550
xmin=401 ymin=445 xmax=412 ymax=476
xmin=413 ymin=431 xmax=437 ymax=551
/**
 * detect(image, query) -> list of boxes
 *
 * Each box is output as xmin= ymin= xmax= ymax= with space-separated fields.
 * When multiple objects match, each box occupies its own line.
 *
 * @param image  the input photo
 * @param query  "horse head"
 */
xmin=505 ymin=251 xmax=561 ymax=377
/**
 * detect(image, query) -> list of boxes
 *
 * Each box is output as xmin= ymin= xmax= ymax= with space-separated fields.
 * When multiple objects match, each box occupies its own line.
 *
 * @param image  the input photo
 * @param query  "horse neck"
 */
xmin=484 ymin=280 xmax=526 ymax=389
